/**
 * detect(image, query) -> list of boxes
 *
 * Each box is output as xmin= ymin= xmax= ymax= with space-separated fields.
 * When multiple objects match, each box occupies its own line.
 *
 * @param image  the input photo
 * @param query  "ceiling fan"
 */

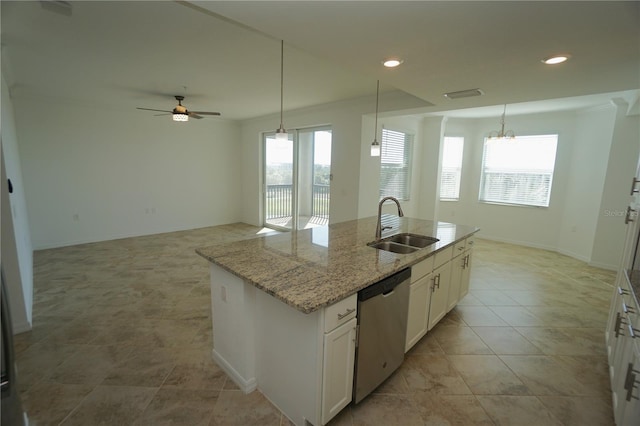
xmin=136 ymin=95 xmax=221 ymax=121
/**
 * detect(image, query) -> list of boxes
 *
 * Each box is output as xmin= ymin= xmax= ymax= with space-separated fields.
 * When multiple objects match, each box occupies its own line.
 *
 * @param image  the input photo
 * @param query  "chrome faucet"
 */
xmin=375 ymin=196 xmax=404 ymax=240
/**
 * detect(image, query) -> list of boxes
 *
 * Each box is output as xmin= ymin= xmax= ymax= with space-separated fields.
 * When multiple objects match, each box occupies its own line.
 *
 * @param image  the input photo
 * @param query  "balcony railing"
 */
xmin=265 ymin=184 xmax=330 ymax=225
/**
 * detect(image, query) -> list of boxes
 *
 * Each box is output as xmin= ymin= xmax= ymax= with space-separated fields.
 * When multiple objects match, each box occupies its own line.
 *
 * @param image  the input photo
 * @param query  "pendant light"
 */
xmin=487 ymin=104 xmax=515 ymax=140
xmin=370 ymin=80 xmax=381 ymax=157
xmin=275 ymin=40 xmax=288 ymax=140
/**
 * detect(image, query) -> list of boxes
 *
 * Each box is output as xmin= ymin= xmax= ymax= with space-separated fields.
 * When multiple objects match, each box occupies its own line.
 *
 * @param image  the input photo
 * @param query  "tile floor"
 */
xmin=14 ymin=223 xmax=616 ymax=425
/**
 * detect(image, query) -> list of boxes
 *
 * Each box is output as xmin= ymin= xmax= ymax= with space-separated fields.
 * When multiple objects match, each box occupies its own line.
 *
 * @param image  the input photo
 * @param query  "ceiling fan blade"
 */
xmin=137 ymin=107 xmax=172 ymax=113
xmin=191 ymin=111 xmax=221 ymax=116
xmin=188 ymin=112 xmax=204 ymax=119
xmin=154 ymin=113 xmax=171 ymax=116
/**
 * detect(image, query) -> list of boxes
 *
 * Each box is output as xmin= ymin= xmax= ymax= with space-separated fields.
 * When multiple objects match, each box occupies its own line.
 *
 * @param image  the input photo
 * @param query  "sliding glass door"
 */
xmin=263 ymin=126 xmax=332 ymax=230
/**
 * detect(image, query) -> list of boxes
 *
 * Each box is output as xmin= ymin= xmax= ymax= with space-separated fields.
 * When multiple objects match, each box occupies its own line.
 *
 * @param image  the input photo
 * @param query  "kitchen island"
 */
xmin=196 ymin=216 xmax=478 ymax=425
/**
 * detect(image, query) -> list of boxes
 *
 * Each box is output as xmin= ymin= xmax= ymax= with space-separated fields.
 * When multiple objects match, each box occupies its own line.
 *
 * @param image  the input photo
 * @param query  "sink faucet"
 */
xmin=375 ymin=196 xmax=404 ymax=240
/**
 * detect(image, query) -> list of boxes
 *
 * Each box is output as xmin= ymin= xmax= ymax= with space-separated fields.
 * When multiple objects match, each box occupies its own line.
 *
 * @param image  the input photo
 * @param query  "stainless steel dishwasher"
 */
xmin=353 ymin=268 xmax=410 ymax=403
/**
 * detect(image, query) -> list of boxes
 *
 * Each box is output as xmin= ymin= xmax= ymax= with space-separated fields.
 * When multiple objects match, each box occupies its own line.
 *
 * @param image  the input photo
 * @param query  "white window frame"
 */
xmin=379 ymin=127 xmax=414 ymax=201
xmin=479 ymin=134 xmax=558 ymax=208
xmin=440 ymin=136 xmax=464 ymax=201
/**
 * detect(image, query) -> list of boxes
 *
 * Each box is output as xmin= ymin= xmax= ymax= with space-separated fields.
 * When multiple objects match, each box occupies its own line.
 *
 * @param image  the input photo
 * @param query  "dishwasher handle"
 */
xmin=359 ymin=268 xmax=411 ymax=301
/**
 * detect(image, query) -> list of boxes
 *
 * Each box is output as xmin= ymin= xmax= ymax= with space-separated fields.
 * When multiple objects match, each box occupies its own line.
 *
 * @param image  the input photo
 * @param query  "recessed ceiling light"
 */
xmin=383 ymin=58 xmax=403 ymax=68
xmin=542 ymin=54 xmax=570 ymax=65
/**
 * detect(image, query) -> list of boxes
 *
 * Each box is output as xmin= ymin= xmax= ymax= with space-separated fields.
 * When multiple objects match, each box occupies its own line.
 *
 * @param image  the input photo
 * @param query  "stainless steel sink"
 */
xmin=386 ymin=233 xmax=439 ymax=248
xmin=368 ymin=241 xmax=419 ymax=254
xmin=368 ymin=233 xmax=440 ymax=254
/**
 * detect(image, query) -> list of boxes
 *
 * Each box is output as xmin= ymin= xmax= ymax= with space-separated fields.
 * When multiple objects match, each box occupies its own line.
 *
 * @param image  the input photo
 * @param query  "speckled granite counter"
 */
xmin=196 ymin=216 xmax=479 ymax=314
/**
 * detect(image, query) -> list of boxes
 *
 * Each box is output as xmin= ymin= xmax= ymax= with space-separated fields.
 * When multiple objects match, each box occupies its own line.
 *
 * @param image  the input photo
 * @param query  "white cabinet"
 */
xmin=428 ymin=260 xmax=452 ymax=330
xmin=448 ymin=252 xmax=464 ymax=312
xmin=608 ymin=270 xmax=640 ymax=425
xmin=459 ymin=238 xmax=474 ymax=299
xmin=321 ymin=317 xmax=357 ymax=425
xmin=405 ymin=273 xmax=432 ymax=351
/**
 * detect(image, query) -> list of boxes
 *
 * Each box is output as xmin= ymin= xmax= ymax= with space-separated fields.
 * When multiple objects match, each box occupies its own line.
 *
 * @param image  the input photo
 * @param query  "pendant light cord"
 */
xmin=280 ymin=40 xmax=284 ymax=127
xmin=374 ymin=80 xmax=379 ymax=139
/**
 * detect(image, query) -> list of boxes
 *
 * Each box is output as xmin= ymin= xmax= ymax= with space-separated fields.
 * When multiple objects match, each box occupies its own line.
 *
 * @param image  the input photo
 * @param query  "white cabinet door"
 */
xmin=459 ymin=250 xmax=472 ymax=299
xmin=405 ymin=273 xmax=431 ymax=352
xmin=428 ymin=261 xmax=452 ymax=330
xmin=321 ymin=317 xmax=357 ymax=425
xmin=620 ymin=339 xmax=640 ymax=426
xmin=447 ymin=254 xmax=464 ymax=312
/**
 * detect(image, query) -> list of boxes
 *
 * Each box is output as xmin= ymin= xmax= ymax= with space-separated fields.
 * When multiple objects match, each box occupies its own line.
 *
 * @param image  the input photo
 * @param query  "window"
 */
xmin=440 ymin=136 xmax=464 ymax=200
xmin=380 ymin=128 xmax=413 ymax=200
xmin=479 ymin=134 xmax=558 ymax=207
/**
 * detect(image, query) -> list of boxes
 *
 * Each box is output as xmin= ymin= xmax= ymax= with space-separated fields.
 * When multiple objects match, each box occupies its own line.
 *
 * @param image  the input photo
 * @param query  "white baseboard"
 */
xmin=212 ymin=349 xmax=257 ymax=394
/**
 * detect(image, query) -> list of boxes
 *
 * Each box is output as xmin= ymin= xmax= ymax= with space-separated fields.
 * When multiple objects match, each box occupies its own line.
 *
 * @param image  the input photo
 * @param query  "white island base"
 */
xmin=209 ymin=264 xmax=357 ymax=426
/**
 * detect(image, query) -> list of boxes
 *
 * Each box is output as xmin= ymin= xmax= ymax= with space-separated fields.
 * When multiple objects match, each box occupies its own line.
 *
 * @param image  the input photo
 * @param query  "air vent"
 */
xmin=443 ymin=88 xmax=484 ymax=100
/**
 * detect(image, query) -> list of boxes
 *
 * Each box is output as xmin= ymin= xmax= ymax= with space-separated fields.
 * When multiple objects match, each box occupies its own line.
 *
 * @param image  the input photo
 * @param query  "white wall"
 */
xmin=1 ymin=76 xmax=33 ymax=332
xmin=590 ymin=99 xmax=640 ymax=269
xmin=432 ymin=103 xmax=637 ymax=269
xmin=13 ymin=95 xmax=243 ymax=249
xmin=240 ymin=91 xmax=430 ymax=226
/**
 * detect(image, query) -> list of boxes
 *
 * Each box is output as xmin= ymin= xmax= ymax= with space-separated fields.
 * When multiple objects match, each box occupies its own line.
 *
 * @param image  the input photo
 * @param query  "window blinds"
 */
xmin=380 ymin=128 xmax=413 ymax=200
xmin=479 ymin=135 xmax=558 ymax=207
xmin=440 ymin=137 xmax=464 ymax=200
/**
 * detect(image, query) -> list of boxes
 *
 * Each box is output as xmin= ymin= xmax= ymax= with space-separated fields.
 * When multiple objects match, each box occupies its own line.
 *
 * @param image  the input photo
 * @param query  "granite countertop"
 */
xmin=196 ymin=216 xmax=479 ymax=314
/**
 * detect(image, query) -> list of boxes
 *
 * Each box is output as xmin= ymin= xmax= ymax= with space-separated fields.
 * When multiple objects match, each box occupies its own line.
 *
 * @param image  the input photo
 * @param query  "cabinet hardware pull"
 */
xmin=337 ymin=308 xmax=355 ymax=320
xmin=631 ymin=177 xmax=640 ymax=195
xmin=458 ymin=246 xmax=464 ymax=251
xmin=624 ymin=362 xmax=640 ymax=401
xmin=623 ymin=301 xmax=636 ymax=315
xmin=468 ymin=240 xmax=474 ymax=246
xmin=625 ymin=206 xmax=637 ymax=224
xmin=615 ymin=312 xmax=626 ymax=337
xmin=464 ymin=255 xmax=469 ymax=268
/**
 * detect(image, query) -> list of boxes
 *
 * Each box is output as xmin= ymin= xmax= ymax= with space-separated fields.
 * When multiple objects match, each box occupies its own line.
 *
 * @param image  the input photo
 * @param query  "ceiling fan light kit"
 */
xmin=137 ymin=95 xmax=220 ymax=122
xmin=371 ymin=79 xmax=381 ymax=157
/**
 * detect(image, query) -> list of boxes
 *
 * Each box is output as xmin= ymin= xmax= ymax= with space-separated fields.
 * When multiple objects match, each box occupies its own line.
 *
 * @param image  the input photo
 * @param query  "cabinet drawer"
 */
xmin=466 ymin=235 xmax=476 ymax=250
xmin=433 ymin=246 xmax=454 ymax=269
xmin=412 ymin=256 xmax=435 ymax=282
xmin=453 ymin=239 xmax=466 ymax=256
xmin=324 ymin=294 xmax=357 ymax=332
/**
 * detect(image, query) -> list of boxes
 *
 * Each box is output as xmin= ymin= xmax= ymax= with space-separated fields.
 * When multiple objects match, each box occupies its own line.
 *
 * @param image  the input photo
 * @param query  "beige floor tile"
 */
xmin=430 ymin=325 xmax=494 ymax=355
xmin=46 ymin=344 xmax=133 ymax=385
xmin=477 ymin=395 xmax=563 ymax=426
xmin=538 ymin=396 xmax=614 ymax=426
xmin=20 ymin=382 xmax=94 ymax=426
xmin=411 ymin=393 xmax=494 ymax=426
xmin=488 ymin=306 xmax=546 ymax=327
xmin=351 ymin=394 xmax=423 ymax=426
xmin=453 ymin=305 xmax=509 ymax=326
xmin=552 ymin=355 xmax=612 ymax=398
xmin=400 ymin=354 xmax=472 ymax=394
xmin=499 ymin=355 xmax=591 ymax=396
xmin=18 ymin=227 xmax=616 ymax=424
xmin=472 ymin=326 xmax=543 ymax=355
xmin=134 ymin=388 xmax=219 ymax=426
xmin=101 ymin=348 xmax=178 ymax=387
xmin=515 ymin=327 xmax=605 ymax=356
xmin=470 ymin=290 xmax=520 ymax=306
xmin=59 ymin=385 xmax=157 ymax=426
xmin=208 ymin=390 xmax=281 ymax=426
xmin=448 ymin=354 xmax=531 ymax=395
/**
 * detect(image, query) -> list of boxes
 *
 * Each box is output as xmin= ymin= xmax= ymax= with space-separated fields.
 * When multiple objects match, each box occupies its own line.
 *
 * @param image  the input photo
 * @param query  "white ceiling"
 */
xmin=1 ymin=1 xmax=639 ymax=121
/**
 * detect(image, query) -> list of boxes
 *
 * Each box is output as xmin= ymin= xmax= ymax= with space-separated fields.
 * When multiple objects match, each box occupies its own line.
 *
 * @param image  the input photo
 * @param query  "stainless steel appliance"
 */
xmin=1 ymin=269 xmax=27 ymax=426
xmin=353 ymin=268 xmax=410 ymax=404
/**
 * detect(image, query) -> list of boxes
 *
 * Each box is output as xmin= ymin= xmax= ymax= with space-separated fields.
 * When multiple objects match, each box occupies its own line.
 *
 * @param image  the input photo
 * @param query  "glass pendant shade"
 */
xmin=370 ymin=139 xmax=381 ymax=156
